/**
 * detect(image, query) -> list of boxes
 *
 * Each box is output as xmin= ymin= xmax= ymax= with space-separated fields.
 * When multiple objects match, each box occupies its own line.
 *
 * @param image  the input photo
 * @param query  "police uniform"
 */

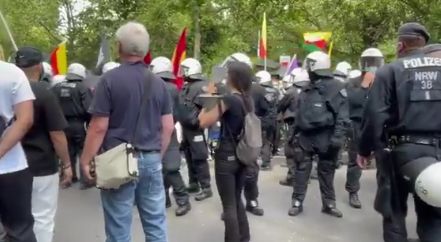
xmin=178 ymin=79 xmax=212 ymax=197
xmin=163 ymin=80 xmax=190 ymax=213
xmin=292 ymin=75 xmax=349 ymax=214
xmin=346 ymin=76 xmax=368 ymax=198
xmin=277 ymin=86 xmax=299 ymax=185
xmin=259 ymin=82 xmax=279 ymax=169
xmin=359 ymin=23 xmax=441 ymax=242
xmin=52 ymin=75 xmax=92 ymax=183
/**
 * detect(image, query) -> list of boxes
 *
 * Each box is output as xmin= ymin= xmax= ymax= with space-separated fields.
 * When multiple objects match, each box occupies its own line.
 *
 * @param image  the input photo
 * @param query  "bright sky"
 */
xmin=59 ymin=0 xmax=90 ymax=33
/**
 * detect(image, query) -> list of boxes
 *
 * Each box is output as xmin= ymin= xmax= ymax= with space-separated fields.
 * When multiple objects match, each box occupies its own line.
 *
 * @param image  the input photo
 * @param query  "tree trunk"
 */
xmin=193 ymin=1 xmax=201 ymax=59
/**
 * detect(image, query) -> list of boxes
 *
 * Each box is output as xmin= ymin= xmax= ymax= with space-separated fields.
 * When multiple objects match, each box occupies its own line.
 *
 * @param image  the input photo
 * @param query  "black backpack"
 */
xmin=297 ymin=88 xmax=334 ymax=131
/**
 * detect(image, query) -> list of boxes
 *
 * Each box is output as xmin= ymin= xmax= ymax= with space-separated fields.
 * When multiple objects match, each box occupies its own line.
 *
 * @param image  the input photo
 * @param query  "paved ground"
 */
xmin=54 ymin=157 xmax=418 ymax=242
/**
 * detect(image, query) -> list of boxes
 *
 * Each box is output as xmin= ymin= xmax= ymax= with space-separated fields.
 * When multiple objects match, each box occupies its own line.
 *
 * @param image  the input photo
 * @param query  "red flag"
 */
xmin=171 ymin=28 xmax=187 ymax=89
xmin=143 ymin=51 xmax=152 ymax=65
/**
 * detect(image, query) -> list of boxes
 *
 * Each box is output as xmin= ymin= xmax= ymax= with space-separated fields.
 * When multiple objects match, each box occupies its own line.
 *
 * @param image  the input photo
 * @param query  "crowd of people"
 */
xmin=0 ymin=20 xmax=440 ymax=242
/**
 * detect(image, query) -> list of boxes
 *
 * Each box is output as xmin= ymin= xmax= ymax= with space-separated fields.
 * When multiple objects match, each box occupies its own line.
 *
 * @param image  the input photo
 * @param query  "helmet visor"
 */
xmin=360 ymin=56 xmax=384 ymax=73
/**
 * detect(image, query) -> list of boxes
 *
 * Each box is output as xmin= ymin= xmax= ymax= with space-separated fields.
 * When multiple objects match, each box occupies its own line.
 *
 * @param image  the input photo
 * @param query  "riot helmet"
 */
xmin=102 ymin=62 xmax=120 ymax=74
xmin=222 ymin=53 xmax=253 ymax=69
xmin=292 ymin=68 xmax=310 ymax=88
xmin=180 ymin=58 xmax=203 ymax=81
xmin=42 ymin=62 xmax=53 ymax=77
xmin=360 ymin=48 xmax=384 ymax=73
xmin=400 ymin=157 xmax=441 ymax=207
xmin=66 ymin=63 xmax=87 ymax=81
xmin=304 ymin=51 xmax=332 ymax=80
xmin=334 ymin=61 xmax=352 ymax=82
xmin=255 ymin=70 xmax=271 ymax=84
xmin=151 ymin=57 xmax=175 ymax=80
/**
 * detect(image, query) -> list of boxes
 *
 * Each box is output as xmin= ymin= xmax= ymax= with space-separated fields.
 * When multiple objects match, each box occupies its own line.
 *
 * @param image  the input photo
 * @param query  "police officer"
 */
xmin=278 ymin=68 xmax=310 ymax=186
xmin=358 ymin=23 xmax=441 ymax=242
xmin=52 ymin=63 xmax=92 ymax=189
xmin=151 ymin=57 xmax=191 ymax=216
xmin=223 ymin=53 xmax=264 ymax=216
xmin=289 ymin=51 xmax=349 ymax=218
xmin=346 ymin=49 xmax=384 ymax=209
xmin=334 ymin=61 xmax=352 ymax=83
xmin=256 ymin=70 xmax=279 ymax=170
xmin=178 ymin=58 xmax=213 ymax=201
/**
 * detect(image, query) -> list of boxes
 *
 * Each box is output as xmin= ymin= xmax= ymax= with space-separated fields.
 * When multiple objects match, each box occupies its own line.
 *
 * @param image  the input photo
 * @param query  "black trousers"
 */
xmin=66 ymin=121 xmax=86 ymax=180
xmin=243 ymin=161 xmax=259 ymax=202
xmin=164 ymin=170 xmax=189 ymax=205
xmin=183 ymin=149 xmax=211 ymax=189
xmin=0 ymin=169 xmax=36 ymax=242
xmin=383 ymin=143 xmax=441 ymax=242
xmin=215 ymin=143 xmax=250 ymax=242
xmin=346 ymin=121 xmax=362 ymax=194
xmin=260 ymin=129 xmax=274 ymax=165
xmin=292 ymin=147 xmax=338 ymax=206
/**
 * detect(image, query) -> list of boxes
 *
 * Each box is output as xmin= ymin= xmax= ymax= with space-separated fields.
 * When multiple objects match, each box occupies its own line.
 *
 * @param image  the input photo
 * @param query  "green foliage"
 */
xmin=2 ymin=0 xmax=441 ymax=70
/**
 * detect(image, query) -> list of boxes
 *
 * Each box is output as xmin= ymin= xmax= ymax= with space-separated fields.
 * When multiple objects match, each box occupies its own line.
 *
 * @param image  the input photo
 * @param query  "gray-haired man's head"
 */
xmin=115 ymin=22 xmax=150 ymax=58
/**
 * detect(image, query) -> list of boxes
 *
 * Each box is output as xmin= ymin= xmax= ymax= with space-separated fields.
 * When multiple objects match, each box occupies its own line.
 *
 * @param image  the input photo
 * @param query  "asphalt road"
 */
xmin=54 ymin=157 xmax=418 ymax=242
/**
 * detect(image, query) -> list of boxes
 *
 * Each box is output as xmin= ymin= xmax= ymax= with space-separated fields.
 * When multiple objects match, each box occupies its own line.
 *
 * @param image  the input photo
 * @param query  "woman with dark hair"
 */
xmin=198 ymin=62 xmax=253 ymax=242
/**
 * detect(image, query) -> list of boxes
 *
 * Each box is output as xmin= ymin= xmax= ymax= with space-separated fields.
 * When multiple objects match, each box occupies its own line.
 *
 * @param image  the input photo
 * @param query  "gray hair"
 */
xmin=115 ymin=22 xmax=150 ymax=57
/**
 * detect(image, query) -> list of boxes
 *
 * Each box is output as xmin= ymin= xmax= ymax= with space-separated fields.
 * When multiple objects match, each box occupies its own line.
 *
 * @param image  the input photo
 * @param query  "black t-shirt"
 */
xmin=220 ymin=93 xmax=247 ymax=141
xmin=22 ymin=82 xmax=68 ymax=176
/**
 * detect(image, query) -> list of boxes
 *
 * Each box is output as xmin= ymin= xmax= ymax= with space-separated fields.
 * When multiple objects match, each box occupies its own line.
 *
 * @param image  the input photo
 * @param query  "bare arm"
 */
xmin=50 ymin=131 xmax=73 ymax=186
xmin=198 ymin=100 xmax=226 ymax=129
xmin=80 ymin=116 xmax=109 ymax=180
xmin=0 ymin=101 xmax=33 ymax=159
xmin=49 ymin=131 xmax=71 ymax=167
xmin=160 ymin=114 xmax=174 ymax=157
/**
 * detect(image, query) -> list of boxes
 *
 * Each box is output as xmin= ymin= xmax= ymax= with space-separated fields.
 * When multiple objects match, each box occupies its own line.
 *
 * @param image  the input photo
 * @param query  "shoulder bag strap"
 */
xmin=130 ymin=68 xmax=154 ymax=146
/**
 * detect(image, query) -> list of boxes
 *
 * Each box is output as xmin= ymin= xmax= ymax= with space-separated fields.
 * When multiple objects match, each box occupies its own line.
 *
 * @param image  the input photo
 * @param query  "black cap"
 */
xmin=398 ymin=22 xmax=430 ymax=43
xmin=15 ymin=47 xmax=43 ymax=68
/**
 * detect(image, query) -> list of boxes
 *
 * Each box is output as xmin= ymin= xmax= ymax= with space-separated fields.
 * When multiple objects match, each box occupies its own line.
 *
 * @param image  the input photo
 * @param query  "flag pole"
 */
xmin=264 ymin=57 xmax=267 ymax=71
xmin=0 ymin=9 xmax=18 ymax=51
xmin=257 ymin=30 xmax=261 ymax=58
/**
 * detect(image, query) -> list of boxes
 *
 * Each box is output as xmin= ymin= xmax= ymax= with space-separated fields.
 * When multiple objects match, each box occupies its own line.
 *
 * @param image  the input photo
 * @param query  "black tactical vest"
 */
xmin=396 ymin=55 xmax=441 ymax=133
xmin=52 ymin=81 xmax=84 ymax=119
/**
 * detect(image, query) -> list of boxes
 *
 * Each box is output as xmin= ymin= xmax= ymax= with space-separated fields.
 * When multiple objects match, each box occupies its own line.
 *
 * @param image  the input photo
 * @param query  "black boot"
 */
xmin=279 ymin=177 xmax=293 ymax=187
xmin=288 ymin=200 xmax=303 ymax=216
xmin=187 ymin=183 xmax=200 ymax=194
xmin=175 ymin=203 xmax=191 ymax=216
xmin=195 ymin=188 xmax=213 ymax=201
xmin=349 ymin=193 xmax=362 ymax=209
xmin=246 ymin=200 xmax=264 ymax=216
xmin=322 ymin=204 xmax=343 ymax=218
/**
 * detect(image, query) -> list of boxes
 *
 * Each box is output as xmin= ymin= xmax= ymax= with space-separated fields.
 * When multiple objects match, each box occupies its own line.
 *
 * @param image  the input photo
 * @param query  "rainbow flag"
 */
xmin=258 ymin=13 xmax=267 ymax=60
xmin=171 ymin=28 xmax=187 ymax=89
xmin=303 ymin=32 xmax=332 ymax=53
xmin=50 ymin=41 xmax=67 ymax=75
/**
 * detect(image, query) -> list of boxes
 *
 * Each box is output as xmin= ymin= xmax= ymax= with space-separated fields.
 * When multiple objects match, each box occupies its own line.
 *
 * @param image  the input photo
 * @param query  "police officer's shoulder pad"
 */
xmin=339 ymin=88 xmax=347 ymax=97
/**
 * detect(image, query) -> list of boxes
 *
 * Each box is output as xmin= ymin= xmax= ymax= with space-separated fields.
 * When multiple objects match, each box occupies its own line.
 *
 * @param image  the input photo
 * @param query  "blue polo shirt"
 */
xmin=89 ymin=61 xmax=172 ymax=152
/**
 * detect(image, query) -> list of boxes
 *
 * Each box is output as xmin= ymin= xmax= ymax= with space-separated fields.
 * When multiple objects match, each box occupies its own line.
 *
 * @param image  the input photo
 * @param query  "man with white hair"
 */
xmin=80 ymin=22 xmax=174 ymax=242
